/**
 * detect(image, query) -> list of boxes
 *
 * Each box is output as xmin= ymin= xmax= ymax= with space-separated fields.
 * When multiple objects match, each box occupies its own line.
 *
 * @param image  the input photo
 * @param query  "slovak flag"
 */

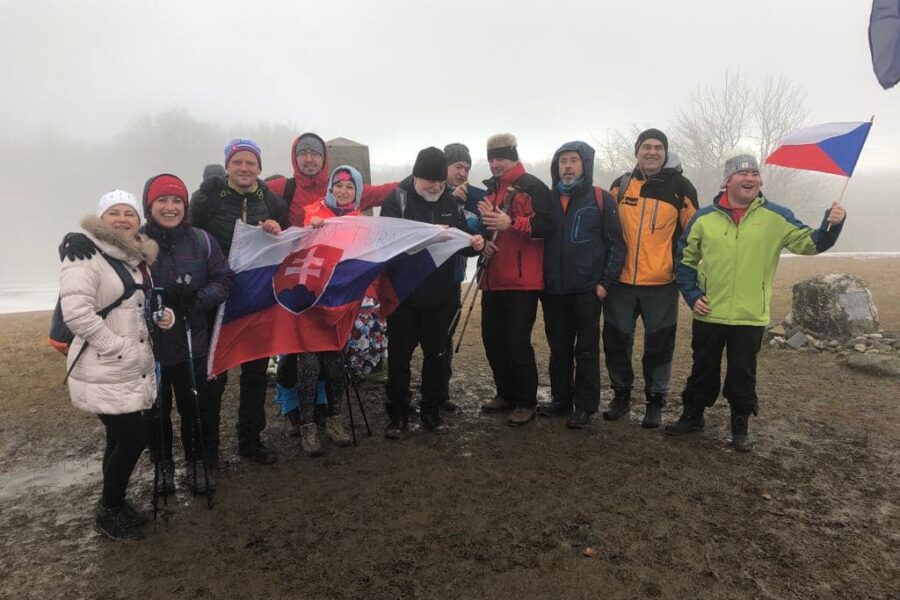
xmin=208 ymin=217 xmax=471 ymax=376
xmin=765 ymin=121 xmax=873 ymax=177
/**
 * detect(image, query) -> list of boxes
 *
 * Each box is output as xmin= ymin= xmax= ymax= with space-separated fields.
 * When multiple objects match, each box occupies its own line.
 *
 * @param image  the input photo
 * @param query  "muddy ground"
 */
xmin=1 ymin=256 xmax=899 ymax=599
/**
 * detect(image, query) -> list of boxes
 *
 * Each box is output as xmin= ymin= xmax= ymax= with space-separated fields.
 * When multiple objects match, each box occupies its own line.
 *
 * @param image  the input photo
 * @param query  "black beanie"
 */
xmin=634 ymin=128 xmax=669 ymax=155
xmin=412 ymin=147 xmax=447 ymax=181
xmin=444 ymin=143 xmax=472 ymax=166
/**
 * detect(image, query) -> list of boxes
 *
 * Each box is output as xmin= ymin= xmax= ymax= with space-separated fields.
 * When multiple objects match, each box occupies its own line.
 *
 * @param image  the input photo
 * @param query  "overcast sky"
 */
xmin=2 ymin=0 xmax=897 ymax=168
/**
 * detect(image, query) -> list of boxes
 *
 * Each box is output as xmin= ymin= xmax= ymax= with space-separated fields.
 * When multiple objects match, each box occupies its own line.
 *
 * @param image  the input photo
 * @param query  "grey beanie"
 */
xmin=296 ymin=134 xmax=325 ymax=157
xmin=444 ymin=143 xmax=472 ymax=166
xmin=202 ymin=163 xmax=226 ymax=181
xmin=721 ymin=154 xmax=762 ymax=188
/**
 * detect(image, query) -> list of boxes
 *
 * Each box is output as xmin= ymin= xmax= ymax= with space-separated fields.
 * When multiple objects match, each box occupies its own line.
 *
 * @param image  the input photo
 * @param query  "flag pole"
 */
xmin=827 ymin=115 xmax=873 ymax=232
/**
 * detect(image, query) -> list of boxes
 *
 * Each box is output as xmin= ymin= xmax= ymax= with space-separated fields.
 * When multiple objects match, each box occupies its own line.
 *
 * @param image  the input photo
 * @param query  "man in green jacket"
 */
xmin=666 ymin=155 xmax=846 ymax=451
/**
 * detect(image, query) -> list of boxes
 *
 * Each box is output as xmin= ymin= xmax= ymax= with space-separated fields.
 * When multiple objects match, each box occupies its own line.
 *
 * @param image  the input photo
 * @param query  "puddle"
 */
xmin=0 ymin=460 xmax=99 ymax=502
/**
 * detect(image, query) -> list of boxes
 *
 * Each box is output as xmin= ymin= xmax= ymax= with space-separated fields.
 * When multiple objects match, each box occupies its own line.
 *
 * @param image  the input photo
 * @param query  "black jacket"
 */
xmin=380 ymin=176 xmax=478 ymax=307
xmin=544 ymin=141 xmax=626 ymax=294
xmin=189 ymin=177 xmax=289 ymax=256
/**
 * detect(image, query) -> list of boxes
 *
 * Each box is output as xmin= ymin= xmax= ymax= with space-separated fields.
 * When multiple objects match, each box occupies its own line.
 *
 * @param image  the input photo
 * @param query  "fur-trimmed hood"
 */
xmin=80 ymin=215 xmax=159 ymax=265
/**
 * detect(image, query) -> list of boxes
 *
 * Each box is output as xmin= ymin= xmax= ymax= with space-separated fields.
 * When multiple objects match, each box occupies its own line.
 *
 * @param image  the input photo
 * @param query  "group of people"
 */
xmin=56 ymin=127 xmax=846 ymax=542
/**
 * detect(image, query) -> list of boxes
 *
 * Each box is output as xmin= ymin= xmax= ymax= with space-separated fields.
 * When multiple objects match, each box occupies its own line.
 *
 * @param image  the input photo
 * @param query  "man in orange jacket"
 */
xmin=602 ymin=129 xmax=698 ymax=428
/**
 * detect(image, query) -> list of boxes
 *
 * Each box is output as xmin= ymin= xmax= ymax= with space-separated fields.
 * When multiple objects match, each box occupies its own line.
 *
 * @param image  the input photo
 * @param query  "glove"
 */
xmin=58 ymin=232 xmax=97 ymax=261
xmin=165 ymin=277 xmax=199 ymax=319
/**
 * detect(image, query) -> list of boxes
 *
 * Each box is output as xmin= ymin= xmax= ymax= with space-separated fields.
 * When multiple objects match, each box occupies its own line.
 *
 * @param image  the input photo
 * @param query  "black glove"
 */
xmin=166 ymin=276 xmax=199 ymax=319
xmin=58 ymin=232 xmax=97 ymax=261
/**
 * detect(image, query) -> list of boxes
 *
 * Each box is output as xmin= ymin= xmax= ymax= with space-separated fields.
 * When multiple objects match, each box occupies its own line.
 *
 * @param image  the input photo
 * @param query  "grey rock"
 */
xmin=792 ymin=274 xmax=879 ymax=339
xmin=846 ymin=354 xmax=900 ymax=377
xmin=786 ymin=332 xmax=810 ymax=349
xmin=828 ymin=340 xmax=841 ymax=348
xmin=767 ymin=324 xmax=787 ymax=338
xmin=854 ymin=344 xmax=868 ymax=353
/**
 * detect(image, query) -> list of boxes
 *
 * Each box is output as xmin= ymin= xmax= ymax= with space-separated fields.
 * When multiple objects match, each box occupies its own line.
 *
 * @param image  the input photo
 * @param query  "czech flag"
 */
xmin=208 ymin=217 xmax=471 ymax=376
xmin=765 ymin=121 xmax=872 ymax=177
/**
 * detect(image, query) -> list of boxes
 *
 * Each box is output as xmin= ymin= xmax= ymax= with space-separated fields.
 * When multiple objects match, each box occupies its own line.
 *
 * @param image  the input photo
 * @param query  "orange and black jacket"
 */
xmin=609 ymin=168 xmax=698 ymax=286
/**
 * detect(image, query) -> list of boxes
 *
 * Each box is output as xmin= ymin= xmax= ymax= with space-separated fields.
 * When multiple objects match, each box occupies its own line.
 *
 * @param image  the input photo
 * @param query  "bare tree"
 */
xmin=752 ymin=75 xmax=807 ymax=160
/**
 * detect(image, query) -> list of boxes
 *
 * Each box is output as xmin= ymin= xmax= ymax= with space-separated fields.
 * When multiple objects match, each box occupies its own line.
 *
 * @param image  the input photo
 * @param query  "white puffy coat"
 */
xmin=61 ymin=216 xmax=160 ymax=415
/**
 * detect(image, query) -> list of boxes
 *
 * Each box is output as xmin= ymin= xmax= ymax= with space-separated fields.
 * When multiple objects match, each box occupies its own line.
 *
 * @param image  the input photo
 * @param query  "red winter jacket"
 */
xmin=267 ymin=132 xmax=398 ymax=227
xmin=480 ymin=163 xmax=552 ymax=291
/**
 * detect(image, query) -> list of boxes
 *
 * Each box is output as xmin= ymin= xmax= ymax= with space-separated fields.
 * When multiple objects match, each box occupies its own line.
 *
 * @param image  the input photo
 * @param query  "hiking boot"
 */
xmin=664 ymin=405 xmax=706 ymax=436
xmin=507 ymin=407 xmax=535 ymax=427
xmin=325 ymin=416 xmax=352 ymax=447
xmin=299 ymin=423 xmax=324 ymax=457
xmin=642 ymin=394 xmax=665 ymax=429
xmin=285 ymin=409 xmax=302 ymax=438
xmin=238 ymin=439 xmax=279 ymax=464
xmin=439 ymin=400 xmax=459 ymax=413
xmin=109 ymin=499 xmax=148 ymax=528
xmin=602 ymin=389 xmax=631 ymax=421
xmin=95 ymin=503 xmax=144 ymax=541
xmin=384 ymin=403 xmax=410 ymax=439
xmin=730 ymin=413 xmax=754 ymax=452
xmin=420 ymin=412 xmax=450 ymax=434
xmin=184 ymin=461 xmax=216 ymax=494
xmin=153 ymin=460 xmax=175 ymax=496
xmin=566 ymin=409 xmax=593 ymax=429
xmin=481 ymin=396 xmax=513 ymax=413
xmin=536 ymin=400 xmax=573 ymax=417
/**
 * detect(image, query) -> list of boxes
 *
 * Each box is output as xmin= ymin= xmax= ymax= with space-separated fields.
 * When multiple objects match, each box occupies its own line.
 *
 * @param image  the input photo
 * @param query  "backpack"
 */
xmin=50 ymin=250 xmax=138 ymax=383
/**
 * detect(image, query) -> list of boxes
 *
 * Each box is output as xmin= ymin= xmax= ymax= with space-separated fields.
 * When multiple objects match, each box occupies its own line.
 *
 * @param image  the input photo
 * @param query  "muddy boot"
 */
xmin=420 ymin=403 xmax=449 ymax=434
xmin=481 ymin=395 xmax=513 ymax=413
xmin=153 ymin=459 xmax=175 ymax=496
xmin=95 ymin=502 xmax=145 ymax=541
xmin=384 ymin=403 xmax=409 ymax=439
xmin=602 ymin=389 xmax=631 ymax=421
xmin=536 ymin=400 xmax=573 ymax=417
xmin=439 ymin=399 xmax=459 ymax=413
xmin=325 ymin=416 xmax=352 ymax=447
xmin=238 ymin=438 xmax=278 ymax=465
xmin=730 ymin=412 xmax=754 ymax=452
xmin=299 ymin=423 xmax=324 ymax=457
xmin=664 ymin=404 xmax=705 ymax=436
xmin=184 ymin=461 xmax=216 ymax=494
xmin=111 ymin=499 xmax=148 ymax=528
xmin=284 ymin=409 xmax=302 ymax=437
xmin=566 ymin=409 xmax=593 ymax=429
xmin=507 ymin=406 xmax=536 ymax=427
xmin=642 ymin=393 xmax=665 ymax=429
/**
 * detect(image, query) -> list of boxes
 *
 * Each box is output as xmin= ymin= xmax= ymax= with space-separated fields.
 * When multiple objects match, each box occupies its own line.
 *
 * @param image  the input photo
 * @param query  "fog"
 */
xmin=2 ymin=0 xmax=898 ymax=287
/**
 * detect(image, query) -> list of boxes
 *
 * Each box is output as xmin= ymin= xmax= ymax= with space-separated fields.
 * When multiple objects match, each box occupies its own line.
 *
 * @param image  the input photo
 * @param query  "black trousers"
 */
xmin=98 ymin=411 xmax=147 ymax=508
xmin=602 ymin=282 xmax=679 ymax=398
xmin=147 ymin=358 xmax=216 ymax=463
xmin=542 ymin=291 xmax=602 ymax=413
xmin=481 ymin=290 xmax=539 ymax=408
xmin=208 ymin=356 xmax=269 ymax=445
xmin=276 ymin=352 xmax=299 ymax=387
xmin=680 ymin=320 xmax=765 ymax=416
xmin=386 ymin=303 xmax=456 ymax=415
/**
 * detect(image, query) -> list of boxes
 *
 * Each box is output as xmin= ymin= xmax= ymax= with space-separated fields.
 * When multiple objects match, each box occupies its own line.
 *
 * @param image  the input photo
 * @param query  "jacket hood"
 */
xmin=80 ymin=215 xmax=159 ymax=265
xmin=290 ymin=132 xmax=330 ymax=190
xmin=324 ymin=164 xmax=364 ymax=210
xmin=550 ymin=141 xmax=595 ymax=190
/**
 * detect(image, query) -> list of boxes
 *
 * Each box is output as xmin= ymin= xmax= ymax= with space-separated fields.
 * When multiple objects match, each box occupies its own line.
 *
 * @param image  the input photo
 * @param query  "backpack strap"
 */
xmin=61 ymin=252 xmax=137 ymax=384
xmin=593 ymin=186 xmax=604 ymax=214
xmin=283 ymin=178 xmax=297 ymax=204
xmin=192 ymin=227 xmax=212 ymax=259
xmin=616 ymin=172 xmax=632 ymax=203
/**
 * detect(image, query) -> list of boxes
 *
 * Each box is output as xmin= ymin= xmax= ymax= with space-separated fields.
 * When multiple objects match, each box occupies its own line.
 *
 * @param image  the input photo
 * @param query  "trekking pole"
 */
xmin=340 ymin=348 xmax=371 ymax=445
xmin=177 ymin=274 xmax=214 ymax=510
xmin=453 ymin=264 xmax=489 ymax=354
xmin=151 ymin=361 xmax=168 ymax=520
xmin=447 ymin=256 xmax=486 ymax=336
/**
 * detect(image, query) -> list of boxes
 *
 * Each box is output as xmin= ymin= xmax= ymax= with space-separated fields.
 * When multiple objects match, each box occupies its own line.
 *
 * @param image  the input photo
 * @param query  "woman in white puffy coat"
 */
xmin=59 ymin=190 xmax=174 ymax=541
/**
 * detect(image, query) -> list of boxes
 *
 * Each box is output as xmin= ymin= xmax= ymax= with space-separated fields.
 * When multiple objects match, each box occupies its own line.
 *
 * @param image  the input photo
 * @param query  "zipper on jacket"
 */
xmin=242 ymin=198 xmax=248 ymax=223
xmin=632 ymin=195 xmax=649 ymax=285
xmin=761 ymin=282 xmax=766 ymax=313
xmin=649 ymin=199 xmax=661 ymax=234
xmin=517 ymin=250 xmax=522 ymax=279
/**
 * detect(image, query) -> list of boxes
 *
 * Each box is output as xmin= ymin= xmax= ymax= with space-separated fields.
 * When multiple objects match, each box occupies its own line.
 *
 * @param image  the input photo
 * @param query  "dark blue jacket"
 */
xmin=544 ymin=141 xmax=626 ymax=294
xmin=145 ymin=222 xmax=234 ymax=365
xmin=454 ymin=183 xmax=486 ymax=282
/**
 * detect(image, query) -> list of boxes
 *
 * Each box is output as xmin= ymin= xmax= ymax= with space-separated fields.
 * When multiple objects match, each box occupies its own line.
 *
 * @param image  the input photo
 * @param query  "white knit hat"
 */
xmin=96 ymin=190 xmax=144 ymax=223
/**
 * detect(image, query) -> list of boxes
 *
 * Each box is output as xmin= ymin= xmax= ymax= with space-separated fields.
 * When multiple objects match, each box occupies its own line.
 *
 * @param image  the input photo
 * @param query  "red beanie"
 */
xmin=145 ymin=174 xmax=189 ymax=211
